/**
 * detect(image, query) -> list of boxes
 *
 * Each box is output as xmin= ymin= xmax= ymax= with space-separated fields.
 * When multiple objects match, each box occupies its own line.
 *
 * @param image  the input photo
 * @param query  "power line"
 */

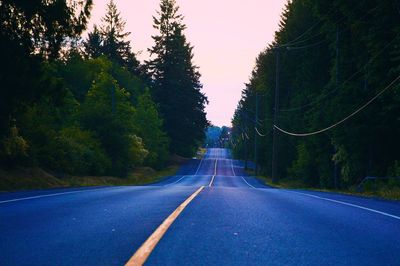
xmin=286 ymin=39 xmax=327 ymax=50
xmin=274 ymin=75 xmax=400 ymax=137
xmin=278 ymin=20 xmax=324 ymax=48
xmin=281 ymin=31 xmax=324 ymax=47
xmin=279 ymin=36 xmax=398 ymax=112
xmin=278 ymin=4 xmax=377 ymax=50
xmin=255 ymin=127 xmax=267 ymax=137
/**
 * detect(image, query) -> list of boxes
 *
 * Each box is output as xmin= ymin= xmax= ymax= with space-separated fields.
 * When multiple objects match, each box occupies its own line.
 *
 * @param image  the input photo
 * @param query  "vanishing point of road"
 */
xmin=1 ymin=148 xmax=399 ymax=265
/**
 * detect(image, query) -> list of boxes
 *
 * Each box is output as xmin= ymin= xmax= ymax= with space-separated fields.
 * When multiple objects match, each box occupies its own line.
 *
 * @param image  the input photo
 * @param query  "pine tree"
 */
xmin=232 ymin=0 xmax=400 ymax=188
xmin=0 ymin=0 xmax=92 ymax=162
xmin=84 ymin=0 xmax=140 ymax=74
xmin=100 ymin=0 xmax=139 ymax=71
xmin=148 ymin=0 xmax=208 ymax=157
xmin=84 ymin=25 xmax=103 ymax=59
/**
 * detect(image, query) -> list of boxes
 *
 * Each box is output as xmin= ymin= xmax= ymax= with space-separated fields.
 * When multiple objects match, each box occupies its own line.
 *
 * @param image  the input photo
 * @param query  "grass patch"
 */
xmin=123 ymin=165 xmax=180 ymax=186
xmin=247 ymin=170 xmax=400 ymax=201
xmin=355 ymin=178 xmax=400 ymax=200
xmin=0 ymin=165 xmax=180 ymax=192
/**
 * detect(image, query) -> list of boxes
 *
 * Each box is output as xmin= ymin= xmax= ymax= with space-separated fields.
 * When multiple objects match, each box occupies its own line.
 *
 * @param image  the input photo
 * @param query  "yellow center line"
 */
xmin=208 ymin=175 xmax=215 ymax=187
xmin=208 ymin=159 xmax=218 ymax=187
xmin=125 ymin=186 xmax=205 ymax=266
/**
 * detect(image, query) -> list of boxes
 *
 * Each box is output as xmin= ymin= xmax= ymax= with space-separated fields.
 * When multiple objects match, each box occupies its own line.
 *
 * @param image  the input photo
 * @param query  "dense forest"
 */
xmin=205 ymin=126 xmax=231 ymax=148
xmin=0 ymin=0 xmax=208 ymax=177
xmin=232 ymin=0 xmax=400 ymax=189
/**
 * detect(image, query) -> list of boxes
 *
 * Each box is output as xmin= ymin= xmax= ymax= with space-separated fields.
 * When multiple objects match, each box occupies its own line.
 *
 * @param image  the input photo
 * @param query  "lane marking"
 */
xmin=194 ymin=157 xmax=204 ymax=176
xmin=0 ymin=187 xmax=116 ymax=204
xmin=208 ymin=159 xmax=218 ymax=187
xmin=291 ymin=191 xmax=400 ymax=221
xmin=231 ymin=159 xmax=236 ymax=176
xmin=240 ymin=176 xmax=256 ymax=189
xmin=231 ymin=156 xmax=255 ymax=189
xmin=164 ymin=176 xmax=186 ymax=187
xmin=125 ymin=186 xmax=205 ymax=266
xmin=208 ymin=175 xmax=215 ymax=187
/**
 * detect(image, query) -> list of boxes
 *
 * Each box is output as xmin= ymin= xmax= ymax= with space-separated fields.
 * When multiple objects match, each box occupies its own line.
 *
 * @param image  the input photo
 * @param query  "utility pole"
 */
xmin=244 ymin=115 xmax=248 ymax=170
xmin=272 ymin=47 xmax=280 ymax=183
xmin=254 ymin=91 xmax=259 ymax=175
xmin=111 ymin=86 xmax=116 ymax=115
xmin=333 ymin=24 xmax=339 ymax=189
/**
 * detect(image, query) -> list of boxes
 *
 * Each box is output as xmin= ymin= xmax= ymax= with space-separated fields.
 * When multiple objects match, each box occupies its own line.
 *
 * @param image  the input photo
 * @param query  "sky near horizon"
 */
xmin=87 ymin=0 xmax=288 ymax=127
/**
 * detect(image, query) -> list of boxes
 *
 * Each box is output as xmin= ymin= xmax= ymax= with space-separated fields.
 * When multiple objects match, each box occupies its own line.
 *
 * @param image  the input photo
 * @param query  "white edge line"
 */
xmin=194 ymin=157 xmax=204 ymax=175
xmin=164 ymin=176 xmax=186 ymax=186
xmin=231 ymin=156 xmax=255 ymax=189
xmin=290 ymin=191 xmax=400 ymax=221
xmin=0 ymin=187 xmax=116 ymax=204
xmin=231 ymin=158 xmax=236 ymax=176
xmin=240 ymin=176 xmax=256 ymax=189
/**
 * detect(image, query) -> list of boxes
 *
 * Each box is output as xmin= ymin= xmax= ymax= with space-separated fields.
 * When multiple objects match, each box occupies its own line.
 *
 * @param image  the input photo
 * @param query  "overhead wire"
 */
xmin=278 ymin=20 xmax=324 ymax=48
xmin=286 ymin=39 xmax=327 ymax=50
xmin=278 ymin=4 xmax=377 ymax=50
xmin=279 ymin=36 xmax=398 ymax=112
xmin=274 ymin=74 xmax=400 ymax=137
xmin=255 ymin=127 xmax=268 ymax=137
xmin=235 ymin=5 xmax=383 ymax=139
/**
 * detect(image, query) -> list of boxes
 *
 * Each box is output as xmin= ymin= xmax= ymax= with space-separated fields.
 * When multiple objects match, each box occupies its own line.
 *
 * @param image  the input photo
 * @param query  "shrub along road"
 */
xmin=1 ymin=148 xmax=399 ymax=265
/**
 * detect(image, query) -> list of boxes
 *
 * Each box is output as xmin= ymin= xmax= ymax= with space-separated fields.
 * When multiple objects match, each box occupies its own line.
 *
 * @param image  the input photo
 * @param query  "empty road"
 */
xmin=1 ymin=148 xmax=399 ymax=265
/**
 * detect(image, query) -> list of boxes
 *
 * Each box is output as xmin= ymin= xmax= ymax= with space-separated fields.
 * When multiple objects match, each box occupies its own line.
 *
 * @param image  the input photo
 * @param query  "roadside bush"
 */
xmin=81 ymin=71 xmax=148 ymax=176
xmin=52 ymin=127 xmax=111 ymax=175
xmin=0 ymin=125 xmax=29 ymax=167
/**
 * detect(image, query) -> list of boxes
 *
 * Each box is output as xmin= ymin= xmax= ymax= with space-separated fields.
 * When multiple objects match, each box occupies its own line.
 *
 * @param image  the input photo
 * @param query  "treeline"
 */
xmin=205 ymin=126 xmax=230 ymax=148
xmin=232 ymin=0 xmax=400 ymax=188
xmin=0 ymin=0 xmax=207 ymax=177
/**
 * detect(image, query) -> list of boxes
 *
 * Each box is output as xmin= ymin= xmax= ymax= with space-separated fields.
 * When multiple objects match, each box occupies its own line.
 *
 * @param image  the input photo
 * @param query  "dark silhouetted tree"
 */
xmin=148 ymin=0 xmax=208 ymax=157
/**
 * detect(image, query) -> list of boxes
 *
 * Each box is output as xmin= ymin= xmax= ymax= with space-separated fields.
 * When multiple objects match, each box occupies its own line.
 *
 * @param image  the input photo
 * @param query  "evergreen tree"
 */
xmin=148 ymin=0 xmax=208 ymax=157
xmin=80 ymin=70 xmax=148 ymax=176
xmin=232 ymin=0 xmax=400 ymax=189
xmin=0 ymin=0 xmax=92 ymax=166
xmin=84 ymin=25 xmax=103 ymax=59
xmin=134 ymin=89 xmax=169 ymax=168
xmin=84 ymin=0 xmax=140 ymax=75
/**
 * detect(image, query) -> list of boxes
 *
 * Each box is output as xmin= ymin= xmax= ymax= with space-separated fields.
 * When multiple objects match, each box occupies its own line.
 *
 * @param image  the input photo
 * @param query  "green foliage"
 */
xmin=1 ymin=0 xmax=206 ymax=180
xmin=0 ymin=125 xmax=29 ymax=166
xmin=133 ymin=89 xmax=169 ymax=168
xmin=127 ymin=135 xmax=149 ymax=167
xmin=232 ymin=0 xmax=400 ymax=189
xmin=18 ymin=93 xmax=110 ymax=175
xmin=53 ymin=127 xmax=111 ymax=175
xmin=205 ymin=126 xmax=222 ymax=147
xmin=148 ymin=0 xmax=208 ymax=157
xmin=0 ymin=0 xmax=92 ymax=138
xmin=84 ymin=0 xmax=140 ymax=76
xmin=288 ymin=142 xmax=317 ymax=186
xmin=81 ymin=71 xmax=148 ymax=176
xmin=387 ymin=161 xmax=400 ymax=177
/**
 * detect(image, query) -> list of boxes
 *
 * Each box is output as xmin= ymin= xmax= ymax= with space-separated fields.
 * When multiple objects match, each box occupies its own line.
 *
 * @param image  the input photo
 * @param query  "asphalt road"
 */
xmin=1 ymin=148 xmax=399 ymax=265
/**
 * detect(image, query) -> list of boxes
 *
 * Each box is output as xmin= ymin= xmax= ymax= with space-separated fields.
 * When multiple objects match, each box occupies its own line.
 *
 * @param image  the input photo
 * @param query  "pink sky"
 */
xmin=87 ymin=0 xmax=288 ymax=127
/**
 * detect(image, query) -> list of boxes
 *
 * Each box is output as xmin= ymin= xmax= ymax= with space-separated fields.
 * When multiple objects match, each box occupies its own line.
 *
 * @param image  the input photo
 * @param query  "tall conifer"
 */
xmin=148 ymin=0 xmax=208 ymax=156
